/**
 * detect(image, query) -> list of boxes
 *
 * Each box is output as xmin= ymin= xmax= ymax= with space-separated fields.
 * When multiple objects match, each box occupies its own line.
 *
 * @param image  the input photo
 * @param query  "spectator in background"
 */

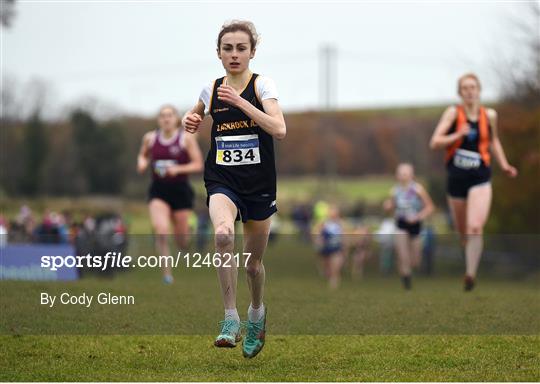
xmin=349 ymin=222 xmax=371 ymax=280
xmin=194 ymin=202 xmax=211 ymax=252
xmin=268 ymin=214 xmax=281 ymax=245
xmin=0 ymin=215 xmax=7 ymax=248
xmin=11 ymin=205 xmax=35 ymax=242
xmin=313 ymin=200 xmax=329 ymax=227
xmin=291 ymin=202 xmax=312 ymax=242
xmin=34 ymin=210 xmax=60 ymax=243
xmin=350 ymin=200 xmax=366 ymax=225
xmin=16 ymin=205 xmax=32 ymax=225
xmin=314 ymin=205 xmax=345 ymax=290
xmin=421 ymin=224 xmax=436 ymax=276
xmin=60 ymin=211 xmax=75 ymax=243
xmin=51 ymin=211 xmax=70 ymax=243
xmin=375 ymin=215 xmax=395 ymax=275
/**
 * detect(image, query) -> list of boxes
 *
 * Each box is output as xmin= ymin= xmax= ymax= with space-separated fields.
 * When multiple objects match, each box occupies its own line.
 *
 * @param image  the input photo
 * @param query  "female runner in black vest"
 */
xmin=430 ymin=74 xmax=517 ymax=291
xmin=182 ymin=21 xmax=286 ymax=358
xmin=137 ymin=105 xmax=203 ymax=284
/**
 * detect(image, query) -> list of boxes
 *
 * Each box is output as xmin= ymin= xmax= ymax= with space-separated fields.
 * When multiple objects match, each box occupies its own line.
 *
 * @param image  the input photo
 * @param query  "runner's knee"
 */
xmin=175 ymin=234 xmax=190 ymax=249
xmin=153 ymin=225 xmax=169 ymax=236
xmin=246 ymin=259 xmax=262 ymax=278
xmin=215 ymin=223 xmax=234 ymax=249
xmin=467 ymin=223 xmax=483 ymax=235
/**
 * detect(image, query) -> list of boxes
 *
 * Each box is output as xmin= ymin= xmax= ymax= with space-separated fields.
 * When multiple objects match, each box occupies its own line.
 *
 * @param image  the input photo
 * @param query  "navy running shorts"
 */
xmin=206 ymin=184 xmax=277 ymax=223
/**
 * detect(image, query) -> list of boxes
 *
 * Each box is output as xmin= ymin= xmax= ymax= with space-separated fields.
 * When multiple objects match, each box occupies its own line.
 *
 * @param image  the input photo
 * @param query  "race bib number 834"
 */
xmin=216 ymin=134 xmax=261 ymax=166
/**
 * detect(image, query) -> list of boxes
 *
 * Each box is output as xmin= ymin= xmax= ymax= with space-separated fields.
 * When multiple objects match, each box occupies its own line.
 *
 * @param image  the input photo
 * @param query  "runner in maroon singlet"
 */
xmin=137 ymin=104 xmax=203 ymax=283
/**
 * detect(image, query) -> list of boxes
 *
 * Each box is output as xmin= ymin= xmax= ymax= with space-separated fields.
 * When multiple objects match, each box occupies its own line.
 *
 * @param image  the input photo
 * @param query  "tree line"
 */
xmin=1 ymin=102 xmax=538 ymax=234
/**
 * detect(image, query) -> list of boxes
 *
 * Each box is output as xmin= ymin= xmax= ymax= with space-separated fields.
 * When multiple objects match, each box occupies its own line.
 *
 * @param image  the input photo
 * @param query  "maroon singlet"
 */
xmin=151 ymin=129 xmax=190 ymax=183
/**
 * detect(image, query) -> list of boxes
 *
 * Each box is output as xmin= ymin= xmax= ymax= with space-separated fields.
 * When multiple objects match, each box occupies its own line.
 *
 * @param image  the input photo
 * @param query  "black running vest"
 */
xmin=205 ymin=74 xmax=277 ymax=200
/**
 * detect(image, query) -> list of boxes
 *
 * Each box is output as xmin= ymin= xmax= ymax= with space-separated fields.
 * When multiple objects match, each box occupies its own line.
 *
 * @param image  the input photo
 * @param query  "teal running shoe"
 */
xmin=163 ymin=275 xmax=174 ymax=284
xmin=214 ymin=318 xmax=242 ymax=348
xmin=242 ymin=307 xmax=267 ymax=358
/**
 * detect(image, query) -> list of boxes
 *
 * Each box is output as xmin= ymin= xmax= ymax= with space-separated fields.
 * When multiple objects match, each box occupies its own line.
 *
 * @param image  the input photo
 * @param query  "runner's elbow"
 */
xmin=194 ymin=161 xmax=204 ymax=173
xmin=429 ymin=138 xmax=444 ymax=150
xmin=274 ymin=124 xmax=286 ymax=140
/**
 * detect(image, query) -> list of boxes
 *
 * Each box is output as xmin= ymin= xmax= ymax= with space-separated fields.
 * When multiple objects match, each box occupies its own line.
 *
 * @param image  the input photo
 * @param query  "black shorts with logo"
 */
xmin=206 ymin=183 xmax=277 ymax=223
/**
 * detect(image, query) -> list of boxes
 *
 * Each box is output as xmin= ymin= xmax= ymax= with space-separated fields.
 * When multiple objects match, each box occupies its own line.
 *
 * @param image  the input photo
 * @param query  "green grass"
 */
xmin=1 ymin=335 xmax=538 ymax=381
xmin=0 ymin=175 xmax=404 ymax=234
xmin=0 ymin=175 xmax=395 ymax=219
xmin=1 ymin=238 xmax=539 ymax=381
xmin=1 ymin=273 xmax=539 ymax=335
xmin=277 ymin=175 xmax=395 ymax=203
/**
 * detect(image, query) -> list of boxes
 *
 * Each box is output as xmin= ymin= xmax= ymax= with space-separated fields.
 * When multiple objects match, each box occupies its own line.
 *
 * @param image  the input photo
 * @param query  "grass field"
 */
xmin=1 ymin=335 xmax=538 ymax=381
xmin=0 ymin=175 xmax=396 ymax=232
xmin=1 ymin=237 xmax=539 ymax=381
xmin=1 ymin=175 xmax=453 ymax=236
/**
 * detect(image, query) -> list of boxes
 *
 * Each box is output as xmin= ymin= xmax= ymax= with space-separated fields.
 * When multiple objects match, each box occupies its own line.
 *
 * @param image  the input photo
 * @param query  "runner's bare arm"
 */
xmin=137 ymin=132 xmax=154 ymax=174
xmin=182 ymin=100 xmax=206 ymax=134
xmin=216 ymin=85 xmax=286 ymax=140
xmin=415 ymin=183 xmax=435 ymax=221
xmin=429 ymin=106 xmax=469 ymax=149
xmin=167 ymin=133 xmax=204 ymax=176
xmin=487 ymin=109 xmax=518 ymax=178
xmin=383 ymin=188 xmax=395 ymax=213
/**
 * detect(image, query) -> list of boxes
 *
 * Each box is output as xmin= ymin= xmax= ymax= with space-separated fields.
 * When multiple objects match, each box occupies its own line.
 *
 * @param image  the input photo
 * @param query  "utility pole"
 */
xmin=319 ymin=44 xmax=337 ymax=192
xmin=320 ymin=44 xmax=337 ymax=111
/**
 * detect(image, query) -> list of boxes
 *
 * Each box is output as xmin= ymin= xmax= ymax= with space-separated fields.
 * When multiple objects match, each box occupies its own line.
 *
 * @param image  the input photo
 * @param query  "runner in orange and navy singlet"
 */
xmin=430 ymin=73 xmax=517 ymax=291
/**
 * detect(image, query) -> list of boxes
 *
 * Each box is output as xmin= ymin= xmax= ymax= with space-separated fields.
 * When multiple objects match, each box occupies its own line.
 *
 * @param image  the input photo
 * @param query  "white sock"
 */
xmin=248 ymin=303 xmax=265 ymax=322
xmin=224 ymin=308 xmax=240 ymax=322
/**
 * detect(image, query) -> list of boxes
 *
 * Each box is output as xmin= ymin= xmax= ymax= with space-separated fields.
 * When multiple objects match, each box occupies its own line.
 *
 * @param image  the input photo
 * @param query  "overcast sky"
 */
xmin=1 ymin=1 xmax=534 ymax=117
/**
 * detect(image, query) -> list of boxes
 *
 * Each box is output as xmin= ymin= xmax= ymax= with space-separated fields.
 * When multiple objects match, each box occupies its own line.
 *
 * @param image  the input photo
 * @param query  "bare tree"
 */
xmin=0 ymin=0 xmax=16 ymax=28
xmin=1 ymin=76 xmax=22 ymax=123
xmin=23 ymin=78 xmax=50 ymax=117
xmin=496 ymin=2 xmax=540 ymax=107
